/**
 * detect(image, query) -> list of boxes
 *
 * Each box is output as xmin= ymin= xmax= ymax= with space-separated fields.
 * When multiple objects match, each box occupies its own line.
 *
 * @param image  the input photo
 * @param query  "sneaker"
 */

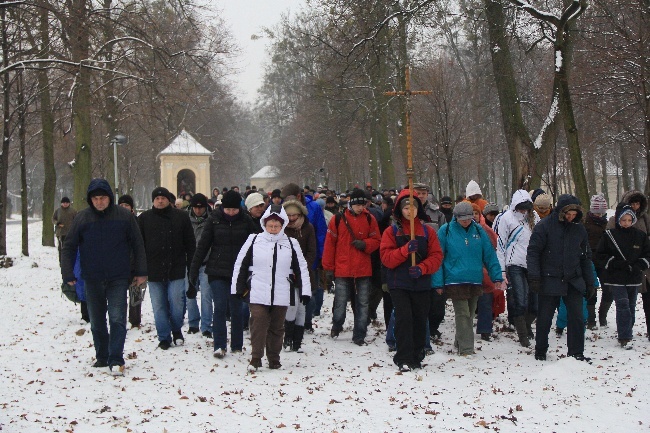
xmin=231 ymin=348 xmax=242 ymax=354
xmin=410 ymin=362 xmax=423 ymax=370
xmin=619 ymin=339 xmax=633 ymax=350
xmin=248 ymin=357 xmax=262 ymax=372
xmin=330 ymin=329 xmax=340 ymax=338
xmin=213 ymin=348 xmax=226 ymax=358
xmin=535 ymin=353 xmax=546 ymax=361
xmin=424 ymin=348 xmax=435 ymax=356
xmin=172 ymin=330 xmax=184 ymax=346
xmin=555 ymin=327 xmax=564 ymax=336
xmin=268 ymin=360 xmax=282 ymax=369
xmin=481 ymin=333 xmax=491 ymax=342
xmin=399 ymin=364 xmax=411 ymax=372
xmin=431 ymin=330 xmax=442 ymax=341
xmin=92 ymin=360 xmax=109 ymax=368
xmin=109 ymin=364 xmax=125 ymax=376
xmin=202 ymin=331 xmax=212 ymax=339
xmin=353 ymin=339 xmax=365 ymax=346
xmin=587 ymin=322 xmax=598 ymax=331
xmin=158 ymin=340 xmax=171 ymax=350
xmin=570 ymin=354 xmax=592 ymax=364
xmin=187 ymin=327 xmax=200 ymax=334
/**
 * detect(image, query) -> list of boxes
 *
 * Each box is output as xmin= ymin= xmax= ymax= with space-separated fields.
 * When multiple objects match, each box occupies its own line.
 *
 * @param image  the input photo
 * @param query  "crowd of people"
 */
xmin=56 ymin=178 xmax=650 ymax=375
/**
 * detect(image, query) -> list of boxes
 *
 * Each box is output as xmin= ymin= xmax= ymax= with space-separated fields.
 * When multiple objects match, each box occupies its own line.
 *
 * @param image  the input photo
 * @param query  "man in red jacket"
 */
xmin=323 ymin=188 xmax=381 ymax=345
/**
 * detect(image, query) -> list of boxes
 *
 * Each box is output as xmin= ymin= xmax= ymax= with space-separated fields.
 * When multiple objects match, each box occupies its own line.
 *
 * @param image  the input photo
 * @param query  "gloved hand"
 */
xmin=300 ymin=295 xmax=311 ymax=306
xmin=186 ymin=282 xmax=197 ymax=299
xmin=586 ymin=285 xmax=596 ymax=299
xmin=609 ymin=258 xmax=627 ymax=270
xmin=528 ymin=278 xmax=541 ymax=293
xmin=408 ymin=265 xmax=422 ymax=279
xmin=351 ymin=240 xmax=366 ymax=251
xmin=407 ymin=240 xmax=418 ymax=253
xmin=233 ymin=291 xmax=247 ymax=300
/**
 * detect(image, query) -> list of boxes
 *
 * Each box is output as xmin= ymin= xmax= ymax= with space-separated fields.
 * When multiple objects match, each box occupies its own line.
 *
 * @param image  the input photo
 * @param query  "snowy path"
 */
xmin=0 ymin=221 xmax=648 ymax=432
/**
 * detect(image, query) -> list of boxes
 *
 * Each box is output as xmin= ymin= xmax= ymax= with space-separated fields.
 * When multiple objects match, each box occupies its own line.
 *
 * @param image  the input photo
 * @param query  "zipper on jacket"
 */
xmin=270 ymin=243 xmax=278 ymax=305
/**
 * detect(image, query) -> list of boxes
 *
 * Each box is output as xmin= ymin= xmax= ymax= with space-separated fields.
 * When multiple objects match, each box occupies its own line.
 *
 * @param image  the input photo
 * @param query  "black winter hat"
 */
xmin=151 ymin=187 xmax=171 ymax=202
xmin=440 ymin=196 xmax=453 ymax=205
xmin=326 ymin=196 xmax=337 ymax=205
xmin=117 ymin=194 xmax=135 ymax=209
xmin=61 ymin=196 xmax=71 ymax=203
xmin=271 ymin=188 xmax=282 ymax=199
xmin=348 ymin=188 xmax=367 ymax=206
xmin=221 ymin=190 xmax=242 ymax=208
xmin=190 ymin=193 xmax=208 ymax=208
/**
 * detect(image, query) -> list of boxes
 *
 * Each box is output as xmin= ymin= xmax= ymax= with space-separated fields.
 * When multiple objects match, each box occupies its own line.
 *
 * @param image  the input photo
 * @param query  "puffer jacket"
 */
xmin=189 ymin=207 xmax=210 ymax=265
xmin=380 ymin=189 xmax=443 ymax=291
xmin=526 ymin=194 xmax=595 ymax=296
xmin=189 ymin=206 xmax=257 ymax=282
xmin=231 ymin=205 xmax=311 ymax=306
xmin=322 ymin=207 xmax=381 ymax=278
xmin=431 ymin=218 xmax=502 ymax=289
xmin=495 ymin=190 xmax=539 ymax=270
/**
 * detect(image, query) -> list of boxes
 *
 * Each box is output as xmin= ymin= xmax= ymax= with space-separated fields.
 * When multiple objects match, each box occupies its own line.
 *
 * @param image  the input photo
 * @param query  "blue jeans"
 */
xmin=476 ymin=292 xmax=494 ymax=334
xmin=506 ymin=265 xmax=537 ymax=318
xmin=210 ymin=278 xmax=243 ymax=351
xmin=332 ymin=277 xmax=370 ymax=343
xmin=84 ymin=279 xmax=129 ymax=366
xmin=148 ymin=279 xmax=186 ymax=342
xmin=186 ymin=266 xmax=213 ymax=333
xmin=610 ymin=285 xmax=638 ymax=341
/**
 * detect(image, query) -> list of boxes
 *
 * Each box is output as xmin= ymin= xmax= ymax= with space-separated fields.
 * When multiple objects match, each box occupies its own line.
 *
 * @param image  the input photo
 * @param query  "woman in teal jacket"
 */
xmin=432 ymin=202 xmax=503 ymax=356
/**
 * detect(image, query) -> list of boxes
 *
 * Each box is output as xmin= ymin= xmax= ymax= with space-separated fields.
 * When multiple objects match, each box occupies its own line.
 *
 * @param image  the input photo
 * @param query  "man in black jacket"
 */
xmin=62 ymin=179 xmax=147 ymax=376
xmin=527 ymin=194 xmax=595 ymax=362
xmin=138 ymin=187 xmax=195 ymax=350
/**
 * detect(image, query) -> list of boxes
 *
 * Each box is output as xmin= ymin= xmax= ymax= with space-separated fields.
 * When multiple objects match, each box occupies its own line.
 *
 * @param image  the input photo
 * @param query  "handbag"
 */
xmin=129 ymin=281 xmax=147 ymax=307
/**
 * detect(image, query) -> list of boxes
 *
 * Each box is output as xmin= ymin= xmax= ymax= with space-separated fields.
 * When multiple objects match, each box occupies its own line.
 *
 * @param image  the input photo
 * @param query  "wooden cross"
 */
xmin=385 ymin=66 xmax=431 ymax=265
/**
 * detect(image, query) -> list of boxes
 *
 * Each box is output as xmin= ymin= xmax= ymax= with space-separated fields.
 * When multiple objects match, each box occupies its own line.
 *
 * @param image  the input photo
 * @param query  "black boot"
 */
xmin=283 ymin=320 xmax=295 ymax=351
xmin=525 ymin=313 xmax=536 ymax=340
xmin=586 ymin=304 xmax=598 ymax=330
xmin=292 ymin=325 xmax=305 ymax=352
xmin=514 ymin=316 xmax=530 ymax=347
xmin=598 ymin=301 xmax=612 ymax=327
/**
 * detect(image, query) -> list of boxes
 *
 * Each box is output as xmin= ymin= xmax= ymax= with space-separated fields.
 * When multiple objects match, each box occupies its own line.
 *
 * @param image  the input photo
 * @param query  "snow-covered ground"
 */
xmin=1 ymin=220 xmax=648 ymax=432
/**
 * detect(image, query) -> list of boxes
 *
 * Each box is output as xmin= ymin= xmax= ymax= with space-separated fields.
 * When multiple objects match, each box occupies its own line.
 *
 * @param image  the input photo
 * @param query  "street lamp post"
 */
xmin=111 ymin=134 xmax=127 ymax=195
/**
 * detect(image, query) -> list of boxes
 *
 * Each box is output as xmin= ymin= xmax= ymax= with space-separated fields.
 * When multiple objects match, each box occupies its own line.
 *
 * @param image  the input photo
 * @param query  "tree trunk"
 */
xmin=0 ymin=4 xmax=10 ymax=255
xmin=600 ymin=154 xmax=609 ymax=205
xmin=70 ymin=0 xmax=92 ymax=209
xmin=17 ymin=73 xmax=28 ymax=256
xmin=39 ymin=3 xmax=56 ymax=247
xmin=102 ymin=0 xmax=119 ymax=194
xmin=620 ymin=143 xmax=632 ymax=192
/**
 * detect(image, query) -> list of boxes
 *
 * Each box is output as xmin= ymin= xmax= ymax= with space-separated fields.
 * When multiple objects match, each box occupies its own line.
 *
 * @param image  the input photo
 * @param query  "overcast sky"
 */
xmin=214 ymin=1 xmax=302 ymax=104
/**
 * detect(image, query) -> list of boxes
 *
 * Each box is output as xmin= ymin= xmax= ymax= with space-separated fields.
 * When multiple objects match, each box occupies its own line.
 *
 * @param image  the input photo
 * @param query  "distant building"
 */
xmin=158 ymin=130 xmax=213 ymax=197
xmin=250 ymin=166 xmax=281 ymax=193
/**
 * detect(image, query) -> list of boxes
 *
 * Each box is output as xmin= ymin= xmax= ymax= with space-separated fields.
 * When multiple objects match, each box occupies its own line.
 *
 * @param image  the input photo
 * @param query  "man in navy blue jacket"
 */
xmin=62 ymin=179 xmax=147 ymax=376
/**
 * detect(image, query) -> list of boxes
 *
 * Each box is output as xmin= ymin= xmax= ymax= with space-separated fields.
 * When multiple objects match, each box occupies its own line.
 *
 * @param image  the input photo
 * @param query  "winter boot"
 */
xmin=586 ymin=305 xmax=598 ymax=330
xmin=514 ymin=316 xmax=530 ymax=347
xmin=598 ymin=301 xmax=612 ymax=327
xmin=525 ymin=313 xmax=536 ymax=340
xmin=292 ymin=326 xmax=305 ymax=352
xmin=283 ymin=320 xmax=295 ymax=351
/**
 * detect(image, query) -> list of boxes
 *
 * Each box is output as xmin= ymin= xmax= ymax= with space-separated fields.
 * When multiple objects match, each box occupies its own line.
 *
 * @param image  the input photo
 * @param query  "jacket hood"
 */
xmin=260 ymin=203 xmax=289 ymax=236
xmin=282 ymin=199 xmax=309 ymax=217
xmin=393 ymin=189 xmax=427 ymax=222
xmin=621 ymin=190 xmax=648 ymax=214
xmin=86 ymin=178 xmax=114 ymax=210
xmin=555 ymin=194 xmax=584 ymax=223
xmin=614 ymin=203 xmax=638 ymax=228
xmin=510 ymin=189 xmax=532 ymax=210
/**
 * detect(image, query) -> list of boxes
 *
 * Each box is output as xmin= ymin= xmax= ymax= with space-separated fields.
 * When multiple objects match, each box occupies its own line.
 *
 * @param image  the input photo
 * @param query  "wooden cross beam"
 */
xmin=385 ymin=66 xmax=431 ymax=265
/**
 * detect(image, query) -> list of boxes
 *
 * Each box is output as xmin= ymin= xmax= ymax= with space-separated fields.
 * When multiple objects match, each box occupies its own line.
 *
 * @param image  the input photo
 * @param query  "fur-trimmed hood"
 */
xmin=621 ymin=190 xmax=648 ymax=214
xmin=282 ymin=199 xmax=309 ymax=217
xmin=555 ymin=194 xmax=584 ymax=223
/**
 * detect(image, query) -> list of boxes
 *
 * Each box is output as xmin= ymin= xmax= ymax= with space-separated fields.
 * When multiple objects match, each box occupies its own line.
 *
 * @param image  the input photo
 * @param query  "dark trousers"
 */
xmin=249 ymin=304 xmax=288 ymax=363
xmin=129 ymin=303 xmax=141 ymax=327
xmin=536 ymin=285 xmax=585 ymax=357
xmin=643 ymin=291 xmax=650 ymax=336
xmin=610 ymin=285 xmax=638 ymax=341
xmin=476 ymin=292 xmax=494 ymax=334
xmin=391 ymin=289 xmax=430 ymax=367
xmin=428 ymin=289 xmax=446 ymax=334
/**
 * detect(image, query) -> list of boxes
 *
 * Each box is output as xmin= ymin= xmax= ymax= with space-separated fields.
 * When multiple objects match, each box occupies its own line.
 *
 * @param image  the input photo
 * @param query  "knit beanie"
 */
xmin=221 ymin=190 xmax=242 ymax=209
xmin=271 ymin=189 xmax=282 ymax=199
xmin=534 ymin=193 xmax=552 ymax=209
xmin=465 ymin=180 xmax=482 ymax=198
xmin=440 ymin=196 xmax=453 ymax=205
xmin=617 ymin=204 xmax=637 ymax=226
xmin=151 ymin=187 xmax=171 ymax=202
xmin=61 ymin=196 xmax=71 ymax=203
xmin=590 ymin=194 xmax=608 ymax=214
xmin=326 ymin=196 xmax=337 ymax=205
xmin=117 ymin=194 xmax=135 ymax=209
xmin=348 ymin=188 xmax=367 ymax=206
xmin=189 ymin=193 xmax=208 ymax=208
xmin=244 ymin=192 xmax=264 ymax=210
xmin=453 ymin=202 xmax=474 ymax=221
xmin=483 ymin=203 xmax=499 ymax=216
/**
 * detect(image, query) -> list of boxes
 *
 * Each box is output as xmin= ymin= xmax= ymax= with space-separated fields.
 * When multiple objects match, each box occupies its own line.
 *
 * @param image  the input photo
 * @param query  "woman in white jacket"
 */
xmin=232 ymin=204 xmax=311 ymax=371
xmin=494 ymin=189 xmax=540 ymax=347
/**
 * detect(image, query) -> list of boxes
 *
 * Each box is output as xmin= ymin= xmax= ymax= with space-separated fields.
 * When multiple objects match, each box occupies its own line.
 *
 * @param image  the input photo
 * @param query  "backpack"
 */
xmin=334 ymin=211 xmax=372 ymax=239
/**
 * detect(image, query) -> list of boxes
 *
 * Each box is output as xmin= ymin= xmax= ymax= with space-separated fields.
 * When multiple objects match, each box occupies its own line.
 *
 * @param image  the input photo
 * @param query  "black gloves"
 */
xmin=408 ymin=265 xmax=422 ymax=279
xmin=528 ymin=278 xmax=541 ymax=293
xmin=586 ymin=285 xmax=596 ymax=299
xmin=186 ymin=282 xmax=197 ymax=299
xmin=300 ymin=295 xmax=311 ymax=306
xmin=351 ymin=240 xmax=366 ymax=251
xmin=407 ymin=240 xmax=418 ymax=253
